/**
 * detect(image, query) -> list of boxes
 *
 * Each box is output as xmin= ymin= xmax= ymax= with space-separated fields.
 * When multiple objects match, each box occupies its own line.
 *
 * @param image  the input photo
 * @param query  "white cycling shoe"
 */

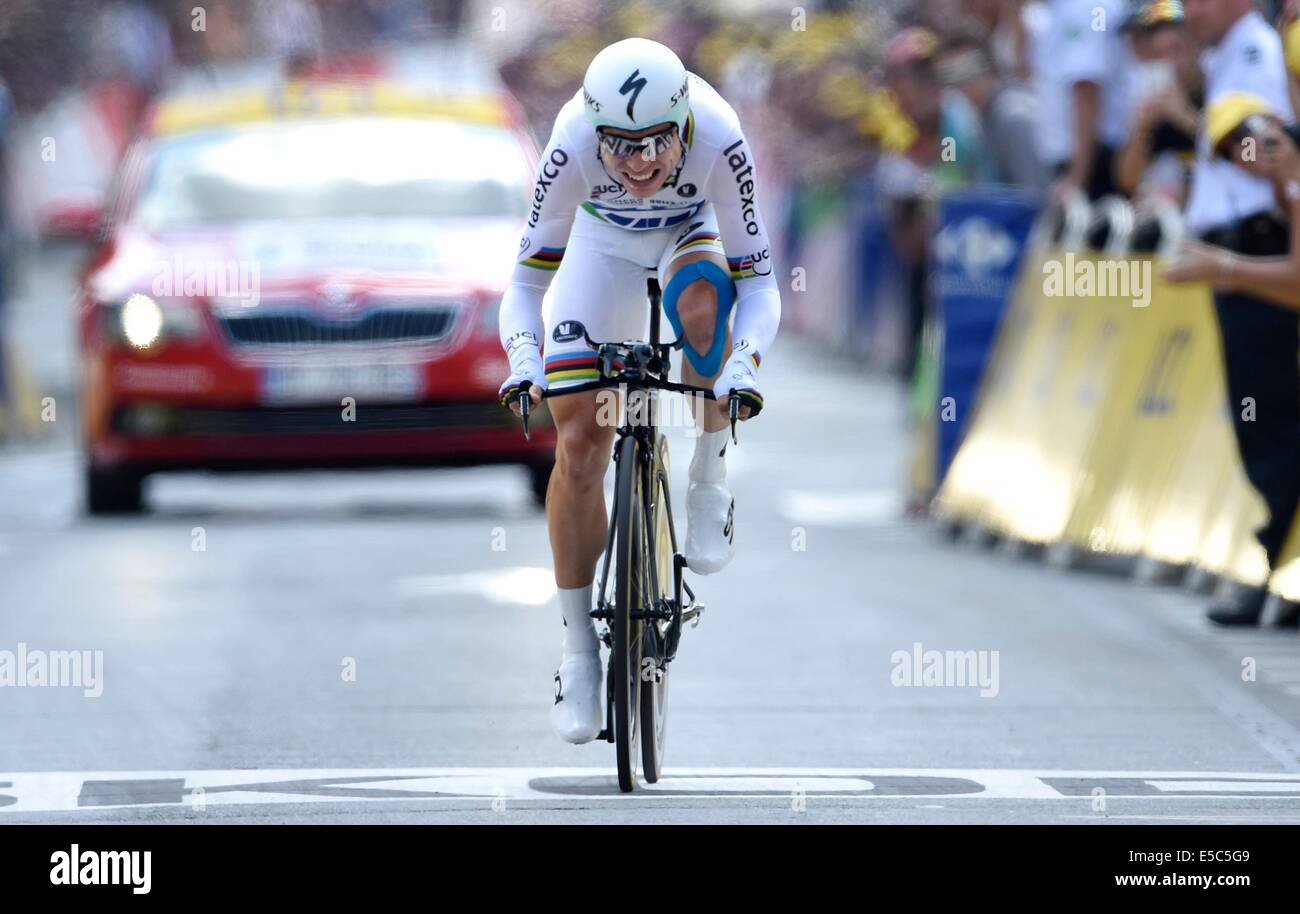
xmin=551 ymin=649 xmax=604 ymax=744
xmin=685 ymin=480 xmax=736 ymax=575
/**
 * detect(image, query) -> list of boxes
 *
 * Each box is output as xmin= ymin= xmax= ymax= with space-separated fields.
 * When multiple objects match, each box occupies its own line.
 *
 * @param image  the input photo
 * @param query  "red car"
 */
xmin=78 ymin=79 xmax=555 ymax=513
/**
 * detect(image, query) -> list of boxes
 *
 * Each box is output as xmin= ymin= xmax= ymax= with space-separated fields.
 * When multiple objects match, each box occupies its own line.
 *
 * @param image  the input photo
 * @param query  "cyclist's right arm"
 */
xmin=499 ymin=108 xmax=586 ymax=406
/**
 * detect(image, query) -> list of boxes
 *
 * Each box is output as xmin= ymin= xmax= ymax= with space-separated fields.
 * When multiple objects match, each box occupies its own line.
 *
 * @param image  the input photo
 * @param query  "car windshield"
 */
xmin=135 ymin=116 xmax=531 ymax=228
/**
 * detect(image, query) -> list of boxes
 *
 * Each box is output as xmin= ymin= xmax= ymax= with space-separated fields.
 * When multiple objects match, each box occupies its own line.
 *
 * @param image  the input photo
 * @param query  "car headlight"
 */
xmin=104 ymin=294 xmax=205 ymax=349
xmin=122 ymin=293 xmax=163 ymax=348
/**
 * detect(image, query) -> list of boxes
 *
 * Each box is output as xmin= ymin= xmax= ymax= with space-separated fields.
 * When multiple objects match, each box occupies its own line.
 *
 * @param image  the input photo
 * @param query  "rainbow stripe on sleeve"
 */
xmin=544 ymin=352 xmax=599 ymax=386
xmin=727 ymin=254 xmax=758 ymax=280
xmin=673 ymin=230 xmax=722 ymax=257
xmin=521 ymin=246 xmax=565 ymax=271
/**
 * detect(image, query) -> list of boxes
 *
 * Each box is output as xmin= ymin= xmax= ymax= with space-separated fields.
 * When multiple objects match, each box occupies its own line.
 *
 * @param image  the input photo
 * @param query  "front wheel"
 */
xmin=611 ymin=435 xmax=644 ymax=792
xmin=640 ymin=437 xmax=674 ymax=782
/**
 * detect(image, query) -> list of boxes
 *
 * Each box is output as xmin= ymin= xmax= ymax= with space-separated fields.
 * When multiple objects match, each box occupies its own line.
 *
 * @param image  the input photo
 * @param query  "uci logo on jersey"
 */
xmin=553 ymin=320 xmax=586 ymax=343
xmin=591 ymin=183 xmax=626 ymax=198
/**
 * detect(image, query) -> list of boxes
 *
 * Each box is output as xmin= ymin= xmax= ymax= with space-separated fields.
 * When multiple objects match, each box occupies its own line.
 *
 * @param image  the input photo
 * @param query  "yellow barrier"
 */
xmin=1264 ymin=487 xmax=1300 ymax=600
xmin=0 ymin=343 xmax=44 ymax=443
xmin=936 ymin=246 xmax=1269 ymax=586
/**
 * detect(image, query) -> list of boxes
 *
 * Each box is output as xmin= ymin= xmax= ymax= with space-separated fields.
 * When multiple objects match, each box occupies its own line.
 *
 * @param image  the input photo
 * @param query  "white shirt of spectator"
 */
xmin=1185 ymin=10 xmax=1295 ymax=233
xmin=1032 ymin=0 xmax=1132 ymax=167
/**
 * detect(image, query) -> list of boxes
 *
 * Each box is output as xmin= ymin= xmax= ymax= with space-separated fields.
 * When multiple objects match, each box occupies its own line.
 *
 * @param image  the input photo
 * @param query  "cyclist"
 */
xmin=497 ymin=38 xmax=782 ymax=743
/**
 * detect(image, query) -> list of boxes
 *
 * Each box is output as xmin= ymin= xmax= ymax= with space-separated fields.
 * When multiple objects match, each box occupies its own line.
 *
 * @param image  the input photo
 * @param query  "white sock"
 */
xmin=557 ymin=584 xmax=598 ymax=653
xmin=689 ymin=427 xmax=729 ymax=484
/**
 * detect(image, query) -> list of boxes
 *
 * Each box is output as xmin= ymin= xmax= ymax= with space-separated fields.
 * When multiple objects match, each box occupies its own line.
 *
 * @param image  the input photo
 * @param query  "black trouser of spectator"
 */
xmin=1052 ymin=145 xmax=1121 ymax=201
xmin=1203 ymin=213 xmax=1300 ymax=568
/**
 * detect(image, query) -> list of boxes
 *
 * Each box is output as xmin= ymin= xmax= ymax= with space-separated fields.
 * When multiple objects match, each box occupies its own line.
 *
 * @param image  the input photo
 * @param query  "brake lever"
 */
xmin=518 ymin=388 xmax=532 ymax=441
xmin=728 ymin=392 xmax=740 ymax=444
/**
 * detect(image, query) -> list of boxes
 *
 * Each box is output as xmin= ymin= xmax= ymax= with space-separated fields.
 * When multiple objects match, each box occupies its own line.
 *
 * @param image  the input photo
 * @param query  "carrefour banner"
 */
xmin=932 ymin=187 xmax=1038 ymax=482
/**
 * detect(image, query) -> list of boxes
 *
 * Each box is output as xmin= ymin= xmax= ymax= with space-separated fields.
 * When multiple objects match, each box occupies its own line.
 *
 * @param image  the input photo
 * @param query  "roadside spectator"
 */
xmin=1115 ymin=0 xmax=1204 ymax=203
xmin=882 ymin=27 xmax=995 ymax=188
xmin=252 ymin=0 xmax=325 ymax=73
xmin=1281 ymin=0 xmax=1300 ymax=113
xmin=1181 ymin=0 xmax=1299 ymax=627
xmin=1034 ymin=0 xmax=1133 ymax=201
xmin=84 ymin=0 xmax=175 ymax=94
xmin=1166 ymin=96 xmax=1300 ymax=307
xmin=935 ymin=31 xmax=1049 ymax=192
xmin=960 ymin=0 xmax=1034 ymax=80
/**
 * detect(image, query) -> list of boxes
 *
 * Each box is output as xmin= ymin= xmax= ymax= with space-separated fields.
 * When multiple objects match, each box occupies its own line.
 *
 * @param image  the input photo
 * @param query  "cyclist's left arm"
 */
xmin=707 ymin=124 xmax=782 ymax=413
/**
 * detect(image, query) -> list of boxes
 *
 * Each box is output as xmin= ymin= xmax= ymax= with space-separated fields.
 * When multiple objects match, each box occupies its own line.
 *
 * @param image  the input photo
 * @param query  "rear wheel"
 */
xmin=85 ymin=465 xmax=145 ymax=515
xmin=640 ymin=436 xmax=674 ymax=782
xmin=611 ymin=434 xmax=644 ymax=793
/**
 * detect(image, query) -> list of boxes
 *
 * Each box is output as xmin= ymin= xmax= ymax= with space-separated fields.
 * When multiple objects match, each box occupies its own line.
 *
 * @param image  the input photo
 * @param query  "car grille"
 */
xmin=111 ymin=402 xmax=523 ymax=436
xmin=218 ymin=305 xmax=459 ymax=347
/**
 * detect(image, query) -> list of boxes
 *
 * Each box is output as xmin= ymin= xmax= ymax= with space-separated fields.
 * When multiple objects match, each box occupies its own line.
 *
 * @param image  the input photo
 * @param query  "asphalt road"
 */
xmin=3 ymin=248 xmax=1300 ymax=823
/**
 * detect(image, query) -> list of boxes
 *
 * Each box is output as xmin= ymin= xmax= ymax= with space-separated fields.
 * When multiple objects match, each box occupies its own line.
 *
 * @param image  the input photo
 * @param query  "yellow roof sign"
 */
xmin=150 ymin=81 xmax=511 ymax=135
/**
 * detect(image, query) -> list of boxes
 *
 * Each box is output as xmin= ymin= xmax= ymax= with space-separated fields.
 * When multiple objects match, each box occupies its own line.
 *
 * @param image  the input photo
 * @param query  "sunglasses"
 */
xmin=598 ymin=125 xmax=679 ymax=161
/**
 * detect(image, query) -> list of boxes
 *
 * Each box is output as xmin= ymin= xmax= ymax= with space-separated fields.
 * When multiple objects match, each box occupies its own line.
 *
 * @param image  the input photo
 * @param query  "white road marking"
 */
xmin=1063 ymin=814 xmax=1300 ymax=822
xmin=1149 ymin=780 xmax=1300 ymax=793
xmin=395 ymin=567 xmax=556 ymax=606
xmin=5 ymin=768 xmax=1300 ymax=814
xmin=779 ymin=489 xmax=903 ymax=526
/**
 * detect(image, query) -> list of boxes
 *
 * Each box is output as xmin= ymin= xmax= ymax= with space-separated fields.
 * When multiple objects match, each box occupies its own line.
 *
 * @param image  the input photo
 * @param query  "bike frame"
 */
xmin=525 ymin=279 xmax=713 ymax=758
xmin=535 ymin=279 xmax=706 ymax=656
xmin=584 ymin=280 xmax=698 ymax=656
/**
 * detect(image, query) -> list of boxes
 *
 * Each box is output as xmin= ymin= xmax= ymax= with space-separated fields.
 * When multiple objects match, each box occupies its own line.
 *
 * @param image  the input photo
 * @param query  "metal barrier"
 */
xmin=934 ymin=193 xmax=1275 ymax=594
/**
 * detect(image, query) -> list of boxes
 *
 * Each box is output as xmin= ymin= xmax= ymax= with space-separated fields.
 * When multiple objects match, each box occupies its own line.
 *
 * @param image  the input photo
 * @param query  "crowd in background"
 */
xmin=0 ymin=0 xmax=1297 ymax=315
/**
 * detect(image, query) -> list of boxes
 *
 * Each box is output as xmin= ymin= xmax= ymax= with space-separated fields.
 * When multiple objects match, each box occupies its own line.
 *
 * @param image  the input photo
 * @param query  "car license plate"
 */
xmin=261 ymin=363 xmax=421 ymax=405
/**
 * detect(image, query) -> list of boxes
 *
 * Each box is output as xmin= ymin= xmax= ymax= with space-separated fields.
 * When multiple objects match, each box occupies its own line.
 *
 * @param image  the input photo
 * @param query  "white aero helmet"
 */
xmin=583 ymin=38 xmax=689 ymax=134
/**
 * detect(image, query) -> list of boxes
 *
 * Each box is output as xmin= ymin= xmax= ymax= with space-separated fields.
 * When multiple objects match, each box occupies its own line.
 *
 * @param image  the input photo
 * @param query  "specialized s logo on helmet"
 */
xmin=584 ymin=39 xmax=689 ymax=134
xmin=618 ymin=69 xmax=648 ymax=120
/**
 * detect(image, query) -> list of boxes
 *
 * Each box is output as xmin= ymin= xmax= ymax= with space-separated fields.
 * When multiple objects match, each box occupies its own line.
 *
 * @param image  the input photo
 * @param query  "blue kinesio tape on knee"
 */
xmin=662 ymin=261 xmax=736 ymax=377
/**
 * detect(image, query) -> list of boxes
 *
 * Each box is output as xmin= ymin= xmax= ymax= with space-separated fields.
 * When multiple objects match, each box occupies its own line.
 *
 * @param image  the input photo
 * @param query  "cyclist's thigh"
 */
xmin=656 ymin=203 xmax=732 ymax=285
xmin=548 ymin=387 xmax=616 ymax=460
xmin=655 ymin=204 xmax=735 ymax=365
xmin=545 ymin=215 xmax=656 ymax=394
